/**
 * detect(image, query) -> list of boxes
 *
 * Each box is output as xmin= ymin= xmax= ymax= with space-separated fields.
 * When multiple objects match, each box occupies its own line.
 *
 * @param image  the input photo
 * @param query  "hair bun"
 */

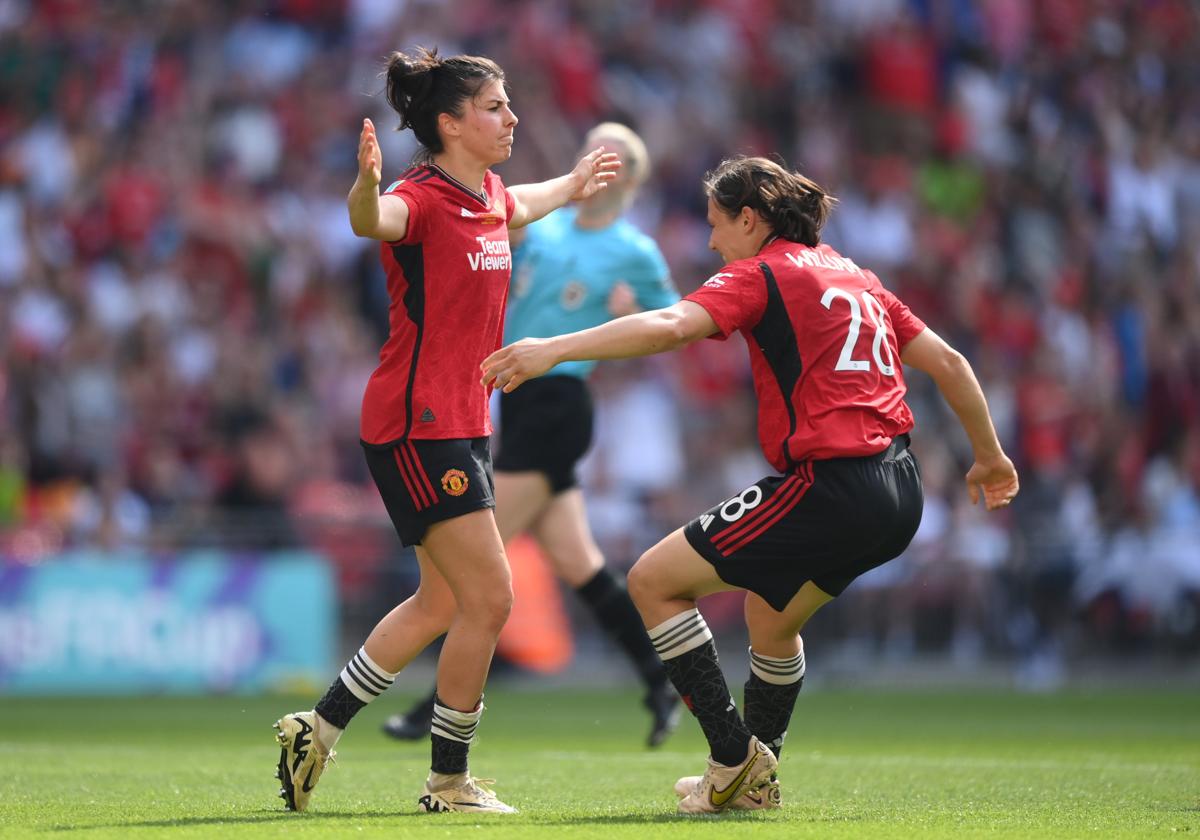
xmin=386 ymin=47 xmax=441 ymax=129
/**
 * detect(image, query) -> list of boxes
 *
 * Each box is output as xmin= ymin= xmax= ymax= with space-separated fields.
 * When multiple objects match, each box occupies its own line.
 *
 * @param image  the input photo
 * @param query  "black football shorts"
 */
xmin=493 ymin=375 xmax=594 ymax=493
xmin=363 ymin=437 xmax=495 ymax=546
xmin=684 ymin=434 xmax=923 ymax=610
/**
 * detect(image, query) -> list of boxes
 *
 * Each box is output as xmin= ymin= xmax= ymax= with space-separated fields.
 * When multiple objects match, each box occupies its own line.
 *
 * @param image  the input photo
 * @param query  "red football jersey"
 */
xmin=685 ymin=239 xmax=927 ymax=470
xmin=360 ymin=164 xmax=516 ymax=445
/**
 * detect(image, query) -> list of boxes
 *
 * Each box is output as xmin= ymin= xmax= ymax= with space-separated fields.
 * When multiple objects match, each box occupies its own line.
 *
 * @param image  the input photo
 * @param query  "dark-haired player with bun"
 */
xmin=383 ymin=121 xmax=683 ymax=750
xmin=482 ymin=155 xmax=1019 ymax=814
xmin=273 ymin=46 xmax=618 ymax=815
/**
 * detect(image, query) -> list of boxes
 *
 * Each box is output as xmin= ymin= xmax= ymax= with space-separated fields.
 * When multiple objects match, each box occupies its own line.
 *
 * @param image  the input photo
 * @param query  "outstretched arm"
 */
xmin=507 ymin=148 xmax=621 ymax=229
xmin=900 ymin=328 xmax=1019 ymax=511
xmin=347 ymin=118 xmax=411 ymax=241
xmin=482 ymin=301 xmax=718 ymax=392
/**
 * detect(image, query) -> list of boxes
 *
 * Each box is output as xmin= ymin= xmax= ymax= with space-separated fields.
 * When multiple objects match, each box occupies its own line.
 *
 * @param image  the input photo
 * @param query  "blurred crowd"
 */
xmin=2 ymin=0 xmax=1199 ymax=675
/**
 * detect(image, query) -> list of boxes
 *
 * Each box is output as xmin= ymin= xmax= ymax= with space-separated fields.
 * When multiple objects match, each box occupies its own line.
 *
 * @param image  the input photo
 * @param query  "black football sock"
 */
xmin=648 ymin=608 xmax=751 ymax=766
xmin=430 ymin=696 xmax=483 ymax=775
xmin=743 ymin=644 xmax=805 ymax=759
xmin=315 ymin=646 xmax=398 ymax=730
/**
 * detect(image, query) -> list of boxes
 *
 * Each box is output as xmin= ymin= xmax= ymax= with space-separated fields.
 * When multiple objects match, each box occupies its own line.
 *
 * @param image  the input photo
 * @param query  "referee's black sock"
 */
xmin=648 ymin=608 xmax=751 ymax=767
xmin=743 ymin=644 xmax=805 ymax=759
xmin=575 ymin=567 xmax=669 ymax=690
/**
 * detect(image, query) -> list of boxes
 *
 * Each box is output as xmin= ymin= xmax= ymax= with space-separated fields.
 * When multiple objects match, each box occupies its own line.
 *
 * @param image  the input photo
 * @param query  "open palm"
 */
xmin=569 ymin=148 xmax=621 ymax=201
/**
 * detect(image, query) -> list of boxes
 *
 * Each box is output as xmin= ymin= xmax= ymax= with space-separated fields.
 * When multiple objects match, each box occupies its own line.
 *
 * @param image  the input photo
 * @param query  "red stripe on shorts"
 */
xmin=718 ymin=464 xmax=814 ymax=557
xmin=404 ymin=441 xmax=439 ymax=505
xmin=712 ymin=475 xmax=802 ymax=552
xmin=393 ymin=446 xmax=432 ymax=511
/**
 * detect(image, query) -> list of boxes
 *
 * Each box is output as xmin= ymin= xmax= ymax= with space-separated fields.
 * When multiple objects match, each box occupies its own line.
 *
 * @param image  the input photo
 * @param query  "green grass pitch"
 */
xmin=1 ymin=687 xmax=1196 ymax=838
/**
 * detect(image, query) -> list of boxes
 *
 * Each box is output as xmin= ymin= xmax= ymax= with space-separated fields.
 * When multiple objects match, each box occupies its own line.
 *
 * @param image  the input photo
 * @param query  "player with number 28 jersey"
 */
xmin=685 ymin=239 xmax=926 ymax=469
xmin=480 ymin=155 xmax=1018 ymax=816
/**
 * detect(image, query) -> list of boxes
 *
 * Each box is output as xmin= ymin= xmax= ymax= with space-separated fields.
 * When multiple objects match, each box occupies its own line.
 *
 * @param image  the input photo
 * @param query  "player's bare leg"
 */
xmin=627 ymin=530 xmax=775 ymax=811
xmin=416 ymin=508 xmax=517 ymax=813
xmin=383 ymin=472 xmax=549 ymax=740
xmin=277 ymin=549 xmax=457 ymax=810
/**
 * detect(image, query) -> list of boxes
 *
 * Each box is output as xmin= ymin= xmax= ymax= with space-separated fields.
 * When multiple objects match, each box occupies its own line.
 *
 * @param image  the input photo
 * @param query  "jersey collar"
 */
xmin=429 ymin=164 xmax=491 ymax=208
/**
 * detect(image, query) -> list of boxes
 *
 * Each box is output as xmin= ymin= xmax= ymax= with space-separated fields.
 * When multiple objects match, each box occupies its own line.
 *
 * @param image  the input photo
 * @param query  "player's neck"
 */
xmin=431 ymin=151 xmax=488 ymax=197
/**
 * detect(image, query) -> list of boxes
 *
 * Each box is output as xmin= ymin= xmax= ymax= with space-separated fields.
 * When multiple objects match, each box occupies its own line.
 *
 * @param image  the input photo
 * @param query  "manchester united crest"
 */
xmin=441 ymin=469 xmax=469 ymax=497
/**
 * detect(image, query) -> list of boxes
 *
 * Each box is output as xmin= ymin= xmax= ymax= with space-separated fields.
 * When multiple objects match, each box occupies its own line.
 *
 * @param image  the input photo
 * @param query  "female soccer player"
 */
xmin=482 ymin=156 xmax=1020 ymax=814
xmin=383 ymin=122 xmax=682 ymax=748
xmin=273 ymin=47 xmax=618 ymax=815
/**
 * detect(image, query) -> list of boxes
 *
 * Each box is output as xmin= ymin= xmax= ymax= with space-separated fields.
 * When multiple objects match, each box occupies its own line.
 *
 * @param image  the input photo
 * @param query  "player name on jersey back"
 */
xmin=784 ymin=248 xmax=865 ymax=277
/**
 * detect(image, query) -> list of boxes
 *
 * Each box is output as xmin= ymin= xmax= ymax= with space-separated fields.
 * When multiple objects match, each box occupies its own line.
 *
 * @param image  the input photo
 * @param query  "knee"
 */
xmin=459 ymin=582 xmax=514 ymax=634
xmin=625 ymin=554 xmax=658 ymax=611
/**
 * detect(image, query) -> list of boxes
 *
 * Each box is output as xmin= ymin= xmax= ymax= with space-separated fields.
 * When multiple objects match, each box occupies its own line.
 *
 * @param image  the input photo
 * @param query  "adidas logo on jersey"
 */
xmin=461 ymin=207 xmax=477 ymax=217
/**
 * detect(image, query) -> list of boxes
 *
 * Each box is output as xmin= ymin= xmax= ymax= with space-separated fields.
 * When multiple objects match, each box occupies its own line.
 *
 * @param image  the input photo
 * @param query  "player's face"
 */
xmin=454 ymin=79 xmax=518 ymax=166
xmin=706 ymin=197 xmax=757 ymax=262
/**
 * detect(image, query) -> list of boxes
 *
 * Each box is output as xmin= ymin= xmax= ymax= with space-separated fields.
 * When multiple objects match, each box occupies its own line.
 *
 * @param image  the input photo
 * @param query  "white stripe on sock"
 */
xmin=430 ymin=700 xmax=483 ymax=744
xmin=357 ymin=647 xmax=401 ymax=680
xmin=648 ymin=609 xmax=713 ymax=660
xmin=748 ymin=641 xmax=806 ymax=685
xmin=338 ymin=646 xmax=397 ymax=703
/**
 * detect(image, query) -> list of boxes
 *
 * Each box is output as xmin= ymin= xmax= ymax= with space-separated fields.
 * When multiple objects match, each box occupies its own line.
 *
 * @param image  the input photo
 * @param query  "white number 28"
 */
xmin=820 ymin=287 xmax=896 ymax=376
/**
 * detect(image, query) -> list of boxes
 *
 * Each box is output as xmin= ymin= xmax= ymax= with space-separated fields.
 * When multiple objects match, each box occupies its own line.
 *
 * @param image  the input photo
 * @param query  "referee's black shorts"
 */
xmin=493 ymin=375 xmax=594 ymax=494
xmin=683 ymin=434 xmax=923 ymax=611
xmin=362 ymin=437 xmax=495 ymax=547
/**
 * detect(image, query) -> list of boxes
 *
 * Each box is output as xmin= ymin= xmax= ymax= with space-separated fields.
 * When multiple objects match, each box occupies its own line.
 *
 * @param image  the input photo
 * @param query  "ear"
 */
xmin=739 ymin=206 xmax=758 ymax=232
xmin=439 ymin=112 xmax=460 ymax=138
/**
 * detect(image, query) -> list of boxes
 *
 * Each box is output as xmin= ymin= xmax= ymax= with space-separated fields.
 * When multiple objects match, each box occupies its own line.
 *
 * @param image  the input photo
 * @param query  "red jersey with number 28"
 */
xmin=361 ymin=165 xmax=516 ymax=445
xmin=685 ymin=239 xmax=927 ymax=471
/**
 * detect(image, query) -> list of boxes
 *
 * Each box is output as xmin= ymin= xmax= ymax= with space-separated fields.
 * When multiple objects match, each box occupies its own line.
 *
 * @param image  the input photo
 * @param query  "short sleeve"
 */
xmin=683 ymin=261 xmax=768 ymax=340
xmin=504 ymin=186 xmax=516 ymax=223
xmin=627 ymin=242 xmax=679 ymax=310
xmin=874 ymin=280 xmax=927 ymax=347
xmin=383 ymin=177 xmax=427 ymax=244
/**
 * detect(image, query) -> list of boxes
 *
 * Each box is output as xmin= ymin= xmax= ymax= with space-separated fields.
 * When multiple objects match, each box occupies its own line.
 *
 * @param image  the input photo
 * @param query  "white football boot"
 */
xmin=418 ymin=772 xmax=518 ymax=814
xmin=674 ymin=773 xmax=781 ymax=809
xmin=676 ymin=736 xmax=778 ymax=814
xmin=274 ymin=711 xmax=336 ymax=812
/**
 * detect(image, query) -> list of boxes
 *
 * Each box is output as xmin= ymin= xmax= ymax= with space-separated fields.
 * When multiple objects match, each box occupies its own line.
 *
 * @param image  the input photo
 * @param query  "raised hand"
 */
xmin=965 ymin=455 xmax=1020 ymax=511
xmin=569 ymin=147 xmax=621 ymax=201
xmin=358 ymin=118 xmax=382 ymax=188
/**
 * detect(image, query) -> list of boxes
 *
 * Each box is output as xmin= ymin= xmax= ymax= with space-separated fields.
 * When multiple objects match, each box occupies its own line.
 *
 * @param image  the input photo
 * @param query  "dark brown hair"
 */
xmin=384 ymin=47 xmax=505 ymax=161
xmin=703 ymin=156 xmax=835 ymax=246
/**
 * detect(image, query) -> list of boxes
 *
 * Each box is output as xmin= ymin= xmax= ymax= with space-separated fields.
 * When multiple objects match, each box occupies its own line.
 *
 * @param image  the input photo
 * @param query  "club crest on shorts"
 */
xmin=441 ymin=468 xmax=469 ymax=496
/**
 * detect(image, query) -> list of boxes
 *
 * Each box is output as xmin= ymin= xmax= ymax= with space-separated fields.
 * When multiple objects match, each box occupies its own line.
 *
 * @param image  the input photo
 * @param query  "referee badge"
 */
xmin=561 ymin=280 xmax=586 ymax=310
xmin=441 ymin=468 xmax=469 ymax=497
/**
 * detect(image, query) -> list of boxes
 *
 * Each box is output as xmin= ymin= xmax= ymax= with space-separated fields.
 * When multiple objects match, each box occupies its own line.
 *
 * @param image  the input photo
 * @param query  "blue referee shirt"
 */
xmin=506 ymin=207 xmax=678 ymax=379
